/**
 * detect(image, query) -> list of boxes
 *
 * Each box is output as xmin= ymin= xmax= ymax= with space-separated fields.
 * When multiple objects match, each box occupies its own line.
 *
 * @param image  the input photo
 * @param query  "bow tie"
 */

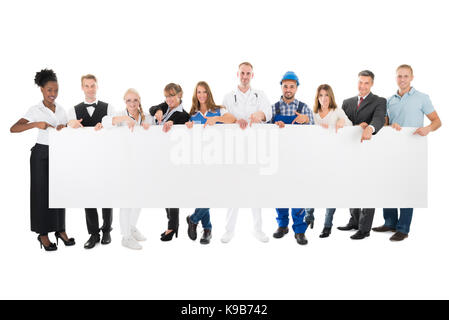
xmin=85 ymin=103 xmax=97 ymax=108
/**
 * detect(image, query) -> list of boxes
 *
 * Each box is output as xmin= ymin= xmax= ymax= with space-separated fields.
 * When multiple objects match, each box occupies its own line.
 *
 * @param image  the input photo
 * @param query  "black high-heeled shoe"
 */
xmin=55 ymin=232 xmax=76 ymax=246
xmin=160 ymin=228 xmax=178 ymax=241
xmin=37 ymin=235 xmax=57 ymax=251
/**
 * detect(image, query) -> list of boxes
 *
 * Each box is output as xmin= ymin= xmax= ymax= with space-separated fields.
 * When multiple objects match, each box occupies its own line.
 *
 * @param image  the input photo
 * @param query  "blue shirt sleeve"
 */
xmin=421 ymin=94 xmax=435 ymax=115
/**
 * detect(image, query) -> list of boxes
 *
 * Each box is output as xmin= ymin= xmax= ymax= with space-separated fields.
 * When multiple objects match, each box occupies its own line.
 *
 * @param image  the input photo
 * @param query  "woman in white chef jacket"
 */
xmin=10 ymin=69 xmax=75 ymax=251
xmin=101 ymin=88 xmax=152 ymax=250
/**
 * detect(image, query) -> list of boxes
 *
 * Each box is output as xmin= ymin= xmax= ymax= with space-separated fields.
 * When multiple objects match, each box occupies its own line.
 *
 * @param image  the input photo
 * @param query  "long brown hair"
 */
xmin=313 ymin=84 xmax=338 ymax=113
xmin=124 ymin=88 xmax=145 ymax=122
xmin=189 ymin=81 xmax=222 ymax=115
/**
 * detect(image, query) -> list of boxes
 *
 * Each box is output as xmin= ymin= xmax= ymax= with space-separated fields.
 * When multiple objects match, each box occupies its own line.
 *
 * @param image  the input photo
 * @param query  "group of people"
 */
xmin=10 ymin=62 xmax=441 ymax=251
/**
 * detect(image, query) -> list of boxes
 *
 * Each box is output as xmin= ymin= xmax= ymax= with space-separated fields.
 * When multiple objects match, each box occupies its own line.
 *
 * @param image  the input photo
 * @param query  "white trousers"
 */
xmin=225 ymin=208 xmax=263 ymax=233
xmin=120 ymin=208 xmax=141 ymax=237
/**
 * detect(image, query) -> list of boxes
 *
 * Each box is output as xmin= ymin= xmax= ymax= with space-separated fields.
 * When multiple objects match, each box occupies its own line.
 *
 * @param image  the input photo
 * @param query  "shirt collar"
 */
xmin=84 ymin=99 xmax=98 ymax=105
xmin=358 ymin=93 xmax=370 ymax=100
xmin=39 ymin=100 xmax=58 ymax=112
xmin=395 ymin=87 xmax=416 ymax=98
xmin=237 ymin=86 xmax=251 ymax=95
xmin=280 ymin=96 xmax=299 ymax=106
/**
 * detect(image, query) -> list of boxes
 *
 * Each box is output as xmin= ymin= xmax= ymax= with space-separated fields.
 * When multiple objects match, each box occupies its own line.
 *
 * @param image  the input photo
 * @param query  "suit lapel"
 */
xmin=356 ymin=92 xmax=373 ymax=113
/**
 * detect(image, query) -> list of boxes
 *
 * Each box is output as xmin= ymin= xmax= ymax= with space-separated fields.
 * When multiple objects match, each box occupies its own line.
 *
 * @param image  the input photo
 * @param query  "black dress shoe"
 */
xmin=319 ymin=227 xmax=332 ymax=238
xmin=295 ymin=233 xmax=308 ymax=245
xmin=372 ymin=225 xmax=396 ymax=232
xmin=200 ymin=229 xmax=212 ymax=245
xmin=273 ymin=227 xmax=289 ymax=239
xmin=186 ymin=215 xmax=198 ymax=241
xmin=390 ymin=231 xmax=408 ymax=241
xmin=350 ymin=231 xmax=370 ymax=240
xmin=337 ymin=224 xmax=358 ymax=231
xmin=101 ymin=231 xmax=112 ymax=245
xmin=84 ymin=234 xmax=101 ymax=249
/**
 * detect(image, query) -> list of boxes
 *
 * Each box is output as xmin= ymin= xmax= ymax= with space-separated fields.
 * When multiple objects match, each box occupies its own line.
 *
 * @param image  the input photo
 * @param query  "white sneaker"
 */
xmin=122 ymin=236 xmax=142 ymax=250
xmin=253 ymin=231 xmax=269 ymax=243
xmin=221 ymin=232 xmax=234 ymax=243
xmin=131 ymin=227 xmax=147 ymax=241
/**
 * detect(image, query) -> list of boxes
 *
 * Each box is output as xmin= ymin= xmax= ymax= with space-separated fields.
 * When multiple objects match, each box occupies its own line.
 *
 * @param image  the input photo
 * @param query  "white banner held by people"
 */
xmin=49 ymin=125 xmax=427 ymax=208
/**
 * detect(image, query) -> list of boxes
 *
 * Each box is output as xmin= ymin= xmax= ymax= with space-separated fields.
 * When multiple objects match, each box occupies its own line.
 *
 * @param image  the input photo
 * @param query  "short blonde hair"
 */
xmin=396 ymin=64 xmax=414 ymax=75
xmin=81 ymin=74 xmax=97 ymax=84
xmin=238 ymin=62 xmax=253 ymax=70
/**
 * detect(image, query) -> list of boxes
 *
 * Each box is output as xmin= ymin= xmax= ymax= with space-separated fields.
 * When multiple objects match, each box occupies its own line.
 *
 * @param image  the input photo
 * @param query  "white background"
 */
xmin=1 ymin=0 xmax=448 ymax=299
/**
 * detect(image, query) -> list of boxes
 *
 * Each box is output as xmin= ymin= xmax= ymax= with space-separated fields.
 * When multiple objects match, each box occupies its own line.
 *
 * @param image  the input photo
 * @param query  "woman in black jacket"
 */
xmin=149 ymin=83 xmax=190 ymax=241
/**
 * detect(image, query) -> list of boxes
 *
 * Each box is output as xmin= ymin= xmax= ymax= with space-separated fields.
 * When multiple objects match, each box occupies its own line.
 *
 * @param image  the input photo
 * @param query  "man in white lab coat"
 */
xmin=221 ymin=62 xmax=272 ymax=243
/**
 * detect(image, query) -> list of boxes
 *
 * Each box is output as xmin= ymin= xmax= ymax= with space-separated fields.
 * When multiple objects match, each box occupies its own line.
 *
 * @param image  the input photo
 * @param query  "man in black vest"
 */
xmin=337 ymin=70 xmax=387 ymax=240
xmin=67 ymin=74 xmax=114 ymax=249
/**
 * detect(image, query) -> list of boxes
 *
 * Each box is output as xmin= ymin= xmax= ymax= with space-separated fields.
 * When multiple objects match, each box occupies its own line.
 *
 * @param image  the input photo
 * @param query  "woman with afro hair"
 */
xmin=10 ymin=69 xmax=75 ymax=251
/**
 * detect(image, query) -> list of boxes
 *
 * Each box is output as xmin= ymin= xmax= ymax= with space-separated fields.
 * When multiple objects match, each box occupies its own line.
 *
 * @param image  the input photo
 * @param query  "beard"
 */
xmin=283 ymin=93 xmax=294 ymax=100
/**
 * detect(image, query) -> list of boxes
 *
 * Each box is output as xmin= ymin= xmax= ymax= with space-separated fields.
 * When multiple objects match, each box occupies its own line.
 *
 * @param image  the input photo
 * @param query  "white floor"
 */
xmin=1 ymin=206 xmax=447 ymax=300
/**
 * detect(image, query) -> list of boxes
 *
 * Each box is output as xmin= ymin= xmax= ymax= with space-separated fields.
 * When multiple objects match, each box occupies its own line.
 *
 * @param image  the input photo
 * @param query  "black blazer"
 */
xmin=342 ymin=92 xmax=386 ymax=134
xmin=149 ymin=102 xmax=190 ymax=125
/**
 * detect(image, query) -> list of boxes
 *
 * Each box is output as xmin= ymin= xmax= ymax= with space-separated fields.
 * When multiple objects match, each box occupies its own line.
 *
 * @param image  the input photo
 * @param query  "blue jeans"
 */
xmin=276 ymin=208 xmax=307 ymax=234
xmin=383 ymin=208 xmax=413 ymax=234
xmin=190 ymin=208 xmax=212 ymax=230
xmin=305 ymin=208 xmax=336 ymax=228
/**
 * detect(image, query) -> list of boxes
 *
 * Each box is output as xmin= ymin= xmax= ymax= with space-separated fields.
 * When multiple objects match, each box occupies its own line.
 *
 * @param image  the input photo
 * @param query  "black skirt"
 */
xmin=30 ymin=144 xmax=65 ymax=234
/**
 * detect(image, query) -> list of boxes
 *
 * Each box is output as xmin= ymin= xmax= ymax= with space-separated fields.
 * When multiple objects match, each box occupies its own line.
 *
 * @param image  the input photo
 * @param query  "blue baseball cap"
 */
xmin=280 ymin=71 xmax=299 ymax=86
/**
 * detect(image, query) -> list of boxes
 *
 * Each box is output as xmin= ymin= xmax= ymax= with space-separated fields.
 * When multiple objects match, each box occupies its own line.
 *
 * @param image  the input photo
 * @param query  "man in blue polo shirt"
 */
xmin=372 ymin=64 xmax=441 ymax=241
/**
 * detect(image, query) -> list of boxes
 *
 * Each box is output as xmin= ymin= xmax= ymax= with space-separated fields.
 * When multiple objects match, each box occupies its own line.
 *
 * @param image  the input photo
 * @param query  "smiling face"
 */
xmin=281 ymin=80 xmax=297 ymax=101
xmin=124 ymin=91 xmax=140 ymax=115
xmin=82 ymin=78 xmax=97 ymax=102
xmin=41 ymin=81 xmax=58 ymax=105
xmin=196 ymin=85 xmax=208 ymax=106
xmin=357 ymin=75 xmax=373 ymax=97
xmin=165 ymin=91 xmax=181 ymax=109
xmin=396 ymin=67 xmax=414 ymax=92
xmin=318 ymin=89 xmax=330 ymax=109
xmin=237 ymin=64 xmax=254 ymax=87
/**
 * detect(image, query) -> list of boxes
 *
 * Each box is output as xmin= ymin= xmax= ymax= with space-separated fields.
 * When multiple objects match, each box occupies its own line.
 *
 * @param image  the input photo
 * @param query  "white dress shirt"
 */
xmin=222 ymin=87 xmax=272 ymax=122
xmin=23 ymin=101 xmax=68 ymax=145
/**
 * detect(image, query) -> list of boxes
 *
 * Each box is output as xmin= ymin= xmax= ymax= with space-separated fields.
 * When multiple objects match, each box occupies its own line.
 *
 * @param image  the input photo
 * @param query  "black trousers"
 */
xmin=85 ymin=208 xmax=113 ymax=235
xmin=30 ymin=144 xmax=65 ymax=235
xmin=349 ymin=208 xmax=375 ymax=233
xmin=165 ymin=208 xmax=179 ymax=230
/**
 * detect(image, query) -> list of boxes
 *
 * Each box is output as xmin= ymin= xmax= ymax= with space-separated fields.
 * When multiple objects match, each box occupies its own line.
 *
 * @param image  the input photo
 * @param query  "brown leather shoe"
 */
xmin=372 ymin=225 xmax=396 ymax=232
xmin=390 ymin=232 xmax=408 ymax=241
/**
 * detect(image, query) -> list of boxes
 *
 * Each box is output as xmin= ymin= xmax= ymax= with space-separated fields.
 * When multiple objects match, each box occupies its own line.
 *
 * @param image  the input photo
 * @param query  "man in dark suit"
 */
xmin=337 ymin=70 xmax=387 ymax=240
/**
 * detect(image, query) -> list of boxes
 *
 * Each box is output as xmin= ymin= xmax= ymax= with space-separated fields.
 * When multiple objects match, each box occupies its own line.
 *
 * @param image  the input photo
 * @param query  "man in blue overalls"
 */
xmin=271 ymin=71 xmax=314 ymax=245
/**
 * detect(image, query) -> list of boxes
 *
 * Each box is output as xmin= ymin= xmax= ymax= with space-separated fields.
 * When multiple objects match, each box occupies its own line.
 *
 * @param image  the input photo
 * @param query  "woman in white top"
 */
xmin=305 ymin=84 xmax=352 ymax=238
xmin=10 ymin=69 xmax=75 ymax=251
xmin=313 ymin=84 xmax=352 ymax=129
xmin=101 ymin=88 xmax=151 ymax=249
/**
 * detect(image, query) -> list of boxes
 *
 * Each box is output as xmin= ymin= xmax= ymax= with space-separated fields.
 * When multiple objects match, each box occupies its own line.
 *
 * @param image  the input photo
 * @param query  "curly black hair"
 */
xmin=34 ymin=69 xmax=57 ymax=87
